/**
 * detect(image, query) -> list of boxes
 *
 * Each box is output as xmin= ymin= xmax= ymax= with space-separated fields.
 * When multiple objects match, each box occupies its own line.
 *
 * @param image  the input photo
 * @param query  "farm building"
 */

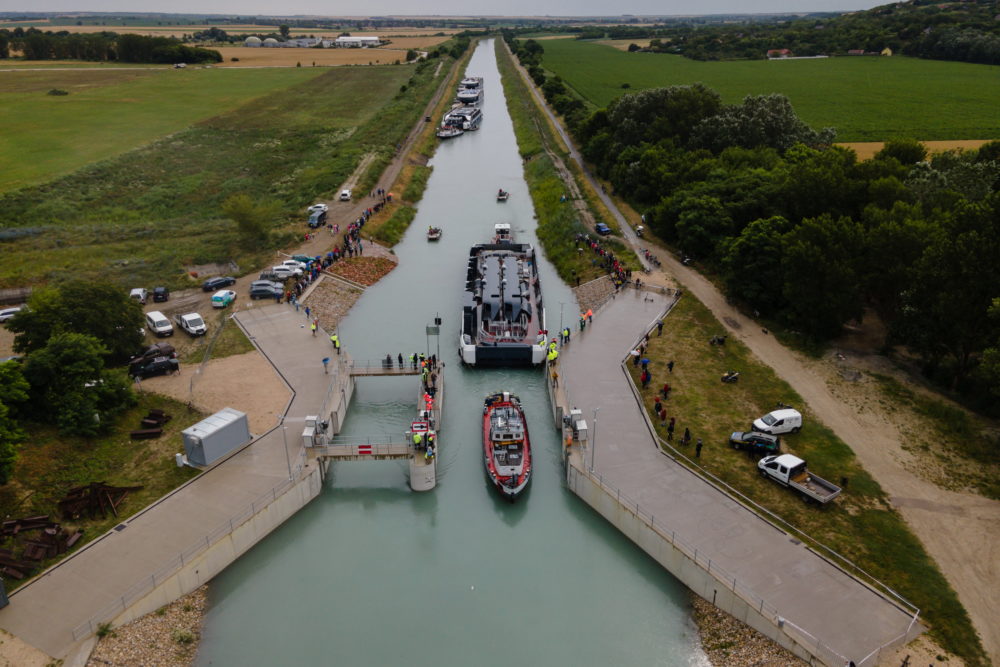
xmin=335 ymin=36 xmax=382 ymax=48
xmin=766 ymin=48 xmax=792 ymax=59
xmin=262 ymin=37 xmax=279 ymax=48
xmin=244 ymin=36 xmax=262 ymax=47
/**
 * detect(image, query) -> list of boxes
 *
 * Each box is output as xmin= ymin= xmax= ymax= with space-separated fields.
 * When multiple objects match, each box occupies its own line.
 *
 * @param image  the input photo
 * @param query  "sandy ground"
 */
xmin=0 ymin=629 xmax=52 ymax=667
xmin=839 ymin=139 xmax=994 ymax=161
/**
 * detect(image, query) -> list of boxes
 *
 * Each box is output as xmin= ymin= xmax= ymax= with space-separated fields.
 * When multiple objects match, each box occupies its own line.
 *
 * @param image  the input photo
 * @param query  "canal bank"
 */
xmin=196 ymin=39 xmax=709 ymax=667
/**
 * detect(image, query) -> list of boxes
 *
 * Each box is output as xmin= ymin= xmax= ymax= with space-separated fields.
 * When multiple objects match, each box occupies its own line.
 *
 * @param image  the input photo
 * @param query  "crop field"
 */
xmin=212 ymin=46 xmax=417 ymax=67
xmin=540 ymin=39 xmax=1000 ymax=141
xmin=0 ymin=22 xmax=463 ymax=38
xmin=0 ymin=67 xmax=325 ymax=193
xmin=0 ymin=60 xmax=441 ymax=287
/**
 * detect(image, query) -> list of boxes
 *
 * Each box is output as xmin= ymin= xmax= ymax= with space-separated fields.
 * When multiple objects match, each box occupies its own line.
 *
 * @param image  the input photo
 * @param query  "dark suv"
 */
xmin=152 ymin=286 xmax=170 ymax=302
xmin=729 ymin=431 xmax=780 ymax=456
xmin=129 ymin=356 xmax=179 ymax=379
xmin=308 ymin=210 xmax=327 ymax=229
xmin=201 ymin=276 xmax=236 ymax=292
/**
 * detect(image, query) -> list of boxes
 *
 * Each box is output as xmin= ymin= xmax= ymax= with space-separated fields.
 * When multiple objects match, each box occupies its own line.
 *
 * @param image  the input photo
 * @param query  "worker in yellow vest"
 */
xmin=412 ymin=432 xmax=423 ymax=449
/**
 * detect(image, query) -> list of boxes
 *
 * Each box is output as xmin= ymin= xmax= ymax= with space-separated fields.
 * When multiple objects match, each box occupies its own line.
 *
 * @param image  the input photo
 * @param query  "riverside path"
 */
xmin=557 ymin=287 xmax=921 ymax=666
xmin=0 ymin=303 xmax=343 ymax=662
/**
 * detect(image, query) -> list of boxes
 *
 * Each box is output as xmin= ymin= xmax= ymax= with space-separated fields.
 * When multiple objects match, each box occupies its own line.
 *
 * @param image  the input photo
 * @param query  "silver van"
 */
xmin=145 ymin=310 xmax=174 ymax=337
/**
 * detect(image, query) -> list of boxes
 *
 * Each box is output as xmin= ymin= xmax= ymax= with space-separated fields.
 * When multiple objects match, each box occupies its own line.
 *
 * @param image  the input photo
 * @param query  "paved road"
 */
xmin=559 ymin=289 xmax=921 ymax=665
xmin=0 ymin=305 xmax=338 ymax=660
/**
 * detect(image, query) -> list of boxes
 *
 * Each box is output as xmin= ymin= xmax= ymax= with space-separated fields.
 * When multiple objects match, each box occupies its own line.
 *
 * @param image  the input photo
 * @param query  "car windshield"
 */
xmin=762 ymin=414 xmax=776 ymax=425
xmin=190 ymin=317 xmax=204 ymax=327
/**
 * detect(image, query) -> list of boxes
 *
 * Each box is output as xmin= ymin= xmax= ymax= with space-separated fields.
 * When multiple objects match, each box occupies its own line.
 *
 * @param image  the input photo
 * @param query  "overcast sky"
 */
xmin=0 ymin=1 xmax=885 ymax=18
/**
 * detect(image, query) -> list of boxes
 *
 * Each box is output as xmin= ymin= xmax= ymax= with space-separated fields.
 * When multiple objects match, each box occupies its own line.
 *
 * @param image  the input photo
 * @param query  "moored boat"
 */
xmin=437 ymin=127 xmax=463 ymax=139
xmin=460 ymin=224 xmax=546 ymax=366
xmin=482 ymin=392 xmax=531 ymax=501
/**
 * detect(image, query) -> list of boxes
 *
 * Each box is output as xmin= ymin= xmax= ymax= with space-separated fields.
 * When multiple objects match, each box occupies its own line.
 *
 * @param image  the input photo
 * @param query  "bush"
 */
xmin=47 ymin=89 xmax=69 ymax=96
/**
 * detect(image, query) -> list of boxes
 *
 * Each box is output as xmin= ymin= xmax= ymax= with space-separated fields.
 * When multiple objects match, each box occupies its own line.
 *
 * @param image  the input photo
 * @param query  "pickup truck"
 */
xmin=173 ymin=312 xmax=207 ymax=336
xmin=757 ymin=454 xmax=841 ymax=504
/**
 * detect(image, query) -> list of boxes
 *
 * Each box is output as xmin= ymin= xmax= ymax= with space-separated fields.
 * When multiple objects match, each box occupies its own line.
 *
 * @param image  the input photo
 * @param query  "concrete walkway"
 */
xmin=0 ymin=304 xmax=339 ymax=660
xmin=558 ymin=289 xmax=920 ymax=666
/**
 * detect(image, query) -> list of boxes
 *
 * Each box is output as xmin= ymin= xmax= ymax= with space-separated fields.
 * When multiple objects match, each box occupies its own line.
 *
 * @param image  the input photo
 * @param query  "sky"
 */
xmin=0 ymin=1 xmax=885 ymax=18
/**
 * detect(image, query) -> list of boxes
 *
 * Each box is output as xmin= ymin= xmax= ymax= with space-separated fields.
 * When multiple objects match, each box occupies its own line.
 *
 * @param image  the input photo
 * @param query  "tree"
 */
xmin=21 ymin=333 xmax=135 ymax=437
xmin=781 ymin=214 xmax=866 ymax=339
xmin=0 ymin=361 xmax=29 ymax=485
xmin=721 ymin=216 xmax=793 ymax=311
xmin=279 ymin=24 xmax=290 ymax=39
xmin=221 ymin=193 xmax=280 ymax=244
xmin=876 ymin=138 xmax=927 ymax=165
xmin=405 ymin=49 xmax=417 ymax=62
xmin=692 ymin=94 xmax=836 ymax=153
xmin=8 ymin=281 xmax=145 ymax=363
xmin=675 ymin=195 xmax=733 ymax=259
xmin=978 ymin=299 xmax=1000 ymax=400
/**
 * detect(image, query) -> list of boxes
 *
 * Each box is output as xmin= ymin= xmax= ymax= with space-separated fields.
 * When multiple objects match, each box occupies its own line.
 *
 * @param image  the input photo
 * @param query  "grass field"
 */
xmin=633 ymin=295 xmax=987 ymax=665
xmin=0 ymin=60 xmax=442 ymax=287
xmin=0 ymin=67 xmax=325 ymax=193
xmin=540 ymin=39 xmax=1000 ymax=141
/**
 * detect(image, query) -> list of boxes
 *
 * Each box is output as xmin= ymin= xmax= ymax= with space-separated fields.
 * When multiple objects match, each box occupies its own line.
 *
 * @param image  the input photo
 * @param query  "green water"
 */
xmin=197 ymin=40 xmax=707 ymax=667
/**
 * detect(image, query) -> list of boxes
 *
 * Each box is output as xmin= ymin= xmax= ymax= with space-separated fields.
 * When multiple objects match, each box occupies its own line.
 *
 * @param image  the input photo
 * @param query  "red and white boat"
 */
xmin=482 ymin=392 xmax=532 ymax=501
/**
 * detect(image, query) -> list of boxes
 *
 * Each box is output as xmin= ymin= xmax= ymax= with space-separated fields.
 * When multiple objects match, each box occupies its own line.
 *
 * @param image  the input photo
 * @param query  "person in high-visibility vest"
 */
xmin=547 ymin=348 xmax=559 ymax=363
xmin=425 ymin=444 xmax=435 ymax=461
xmin=409 ymin=353 xmax=416 ymax=369
xmin=427 ymin=431 xmax=436 ymax=449
xmin=330 ymin=333 xmax=340 ymax=354
xmin=412 ymin=432 xmax=424 ymax=449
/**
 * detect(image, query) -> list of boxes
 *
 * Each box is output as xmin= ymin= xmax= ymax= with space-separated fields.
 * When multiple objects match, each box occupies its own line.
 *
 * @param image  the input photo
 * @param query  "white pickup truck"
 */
xmin=173 ymin=312 xmax=207 ymax=337
xmin=757 ymin=454 xmax=841 ymax=504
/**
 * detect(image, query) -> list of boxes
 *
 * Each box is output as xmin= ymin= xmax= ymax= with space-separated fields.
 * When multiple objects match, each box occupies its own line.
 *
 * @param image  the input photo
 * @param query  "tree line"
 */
xmin=506 ymin=31 xmax=1000 ymax=413
xmin=0 ymin=28 xmax=222 ymax=63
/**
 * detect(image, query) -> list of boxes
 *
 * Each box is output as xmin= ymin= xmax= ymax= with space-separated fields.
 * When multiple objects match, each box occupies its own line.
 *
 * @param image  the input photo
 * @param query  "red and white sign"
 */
xmin=411 ymin=421 xmax=429 ymax=433
xmin=357 ymin=444 xmax=373 ymax=455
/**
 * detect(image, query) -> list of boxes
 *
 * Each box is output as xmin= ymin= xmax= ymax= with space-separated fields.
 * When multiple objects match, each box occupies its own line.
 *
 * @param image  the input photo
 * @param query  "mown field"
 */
xmin=540 ymin=38 xmax=1000 ymax=141
xmin=0 ymin=67 xmax=325 ymax=192
xmin=0 ymin=60 xmax=444 ymax=287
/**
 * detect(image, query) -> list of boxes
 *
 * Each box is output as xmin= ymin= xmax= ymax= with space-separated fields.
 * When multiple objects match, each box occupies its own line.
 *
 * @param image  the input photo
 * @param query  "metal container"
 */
xmin=182 ymin=408 xmax=251 ymax=467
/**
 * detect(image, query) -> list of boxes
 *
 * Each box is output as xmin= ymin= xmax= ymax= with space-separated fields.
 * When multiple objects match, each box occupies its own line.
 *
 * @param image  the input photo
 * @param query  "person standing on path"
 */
xmin=322 ymin=357 xmax=330 ymax=374
xmin=667 ymin=418 xmax=675 ymax=441
xmin=331 ymin=333 xmax=340 ymax=354
xmin=310 ymin=321 xmax=317 ymax=337
xmin=305 ymin=306 xmax=311 ymax=320
xmin=696 ymin=439 xmax=703 ymax=458
xmin=683 ymin=427 xmax=691 ymax=445
xmin=667 ymin=360 xmax=675 ymax=373
xmin=398 ymin=353 xmax=404 ymax=367
xmin=657 ymin=319 xmax=664 ymax=336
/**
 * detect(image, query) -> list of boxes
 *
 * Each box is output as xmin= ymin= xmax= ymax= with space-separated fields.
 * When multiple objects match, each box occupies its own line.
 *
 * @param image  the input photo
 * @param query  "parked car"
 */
xmin=339 ymin=189 xmax=352 ymax=201
xmin=292 ymin=254 xmax=314 ymax=264
xmin=211 ymin=290 xmax=237 ymax=308
xmin=280 ymin=259 xmax=308 ymax=272
xmin=758 ymin=454 xmax=841 ymax=504
xmin=152 ymin=286 xmax=170 ymax=303
xmin=129 ymin=342 xmax=175 ymax=370
xmin=201 ymin=276 xmax=236 ymax=292
xmin=0 ymin=306 xmax=24 ymax=323
xmin=308 ymin=209 xmax=327 ymax=228
xmin=173 ymin=312 xmax=207 ymax=336
xmin=595 ymin=223 xmax=612 ymax=236
xmin=729 ymin=431 xmax=780 ymax=456
xmin=752 ymin=408 xmax=802 ymax=435
xmin=144 ymin=310 xmax=174 ymax=337
xmin=307 ymin=203 xmax=328 ymax=213
xmin=251 ymin=279 xmax=283 ymax=290
xmin=268 ymin=265 xmax=301 ymax=280
xmin=129 ymin=288 xmax=148 ymax=305
xmin=250 ymin=284 xmax=283 ymax=300
xmin=129 ymin=356 xmax=179 ymax=379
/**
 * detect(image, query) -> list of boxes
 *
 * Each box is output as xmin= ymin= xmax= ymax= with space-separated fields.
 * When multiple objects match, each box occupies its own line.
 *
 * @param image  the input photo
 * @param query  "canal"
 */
xmin=197 ymin=40 xmax=707 ymax=666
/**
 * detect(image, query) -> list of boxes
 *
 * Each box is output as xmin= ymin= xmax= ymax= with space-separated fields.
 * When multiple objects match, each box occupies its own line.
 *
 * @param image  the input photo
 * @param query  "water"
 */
xmin=197 ymin=40 xmax=707 ymax=667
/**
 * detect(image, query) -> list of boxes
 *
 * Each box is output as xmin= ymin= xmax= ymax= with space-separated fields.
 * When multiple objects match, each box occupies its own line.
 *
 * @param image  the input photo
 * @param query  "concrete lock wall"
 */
xmin=108 ymin=465 xmax=323 ymax=628
xmin=566 ymin=461 xmax=820 ymax=665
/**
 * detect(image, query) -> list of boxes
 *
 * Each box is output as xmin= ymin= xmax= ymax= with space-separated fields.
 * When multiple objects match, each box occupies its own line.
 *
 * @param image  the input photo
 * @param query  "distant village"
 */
xmin=244 ymin=35 xmax=383 ymax=48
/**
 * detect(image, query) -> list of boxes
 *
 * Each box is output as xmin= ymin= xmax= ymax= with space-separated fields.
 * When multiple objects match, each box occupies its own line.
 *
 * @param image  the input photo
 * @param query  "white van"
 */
xmin=752 ymin=408 xmax=802 ymax=435
xmin=145 ymin=310 xmax=174 ymax=337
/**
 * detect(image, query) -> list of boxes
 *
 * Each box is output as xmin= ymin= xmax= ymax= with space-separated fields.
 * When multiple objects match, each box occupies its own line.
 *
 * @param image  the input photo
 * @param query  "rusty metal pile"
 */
xmin=0 ymin=516 xmax=83 ymax=579
xmin=57 ymin=482 xmax=143 ymax=520
xmin=129 ymin=408 xmax=172 ymax=440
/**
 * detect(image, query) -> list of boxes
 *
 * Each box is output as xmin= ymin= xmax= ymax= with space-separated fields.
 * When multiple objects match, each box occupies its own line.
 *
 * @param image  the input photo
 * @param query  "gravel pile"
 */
xmin=87 ymin=586 xmax=206 ymax=666
xmin=690 ymin=595 xmax=804 ymax=666
xmin=572 ymin=276 xmax=617 ymax=315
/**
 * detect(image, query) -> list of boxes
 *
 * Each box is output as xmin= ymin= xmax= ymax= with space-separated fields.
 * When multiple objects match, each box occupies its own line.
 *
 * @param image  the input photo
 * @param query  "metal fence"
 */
xmin=70 ymin=461 xmax=306 ymax=641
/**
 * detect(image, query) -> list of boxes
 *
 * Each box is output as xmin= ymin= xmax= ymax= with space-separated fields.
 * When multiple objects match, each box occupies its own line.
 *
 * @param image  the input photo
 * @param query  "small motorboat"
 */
xmin=427 ymin=226 xmax=442 ymax=241
xmin=496 ymin=189 xmax=509 ymax=202
xmin=437 ymin=127 xmax=463 ymax=139
xmin=482 ymin=392 xmax=532 ymax=501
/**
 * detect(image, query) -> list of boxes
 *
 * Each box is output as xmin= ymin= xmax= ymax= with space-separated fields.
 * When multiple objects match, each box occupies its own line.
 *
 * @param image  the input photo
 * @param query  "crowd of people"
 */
xmin=574 ymin=232 xmax=633 ymax=289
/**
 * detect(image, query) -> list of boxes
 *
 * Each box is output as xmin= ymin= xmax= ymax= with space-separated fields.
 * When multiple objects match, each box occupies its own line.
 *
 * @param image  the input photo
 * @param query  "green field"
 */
xmin=0 ymin=62 xmax=439 ymax=287
xmin=540 ymin=39 xmax=1000 ymax=141
xmin=0 ymin=67 xmax=325 ymax=193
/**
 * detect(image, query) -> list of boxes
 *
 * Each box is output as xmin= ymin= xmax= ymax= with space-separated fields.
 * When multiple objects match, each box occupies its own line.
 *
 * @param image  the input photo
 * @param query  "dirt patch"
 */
xmin=87 ymin=585 xmax=206 ymax=666
xmin=213 ymin=46 xmax=415 ymax=67
xmin=839 ymin=140 xmax=994 ymax=161
xmin=138 ymin=352 xmax=288 ymax=435
xmin=597 ymin=39 xmax=652 ymax=51
xmin=690 ymin=595 xmax=803 ymax=666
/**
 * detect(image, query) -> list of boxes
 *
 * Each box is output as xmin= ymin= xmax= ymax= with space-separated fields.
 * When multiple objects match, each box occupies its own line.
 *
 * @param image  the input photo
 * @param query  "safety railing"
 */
xmin=70 ymin=462 xmax=306 ymax=641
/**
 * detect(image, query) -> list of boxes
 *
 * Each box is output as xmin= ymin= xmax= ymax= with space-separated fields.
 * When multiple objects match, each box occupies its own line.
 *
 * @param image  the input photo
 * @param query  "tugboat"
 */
xmin=496 ymin=189 xmax=509 ymax=202
xmin=460 ymin=224 xmax=546 ymax=366
xmin=482 ymin=392 xmax=531 ymax=501
xmin=427 ymin=226 xmax=442 ymax=241
xmin=437 ymin=126 xmax=463 ymax=139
